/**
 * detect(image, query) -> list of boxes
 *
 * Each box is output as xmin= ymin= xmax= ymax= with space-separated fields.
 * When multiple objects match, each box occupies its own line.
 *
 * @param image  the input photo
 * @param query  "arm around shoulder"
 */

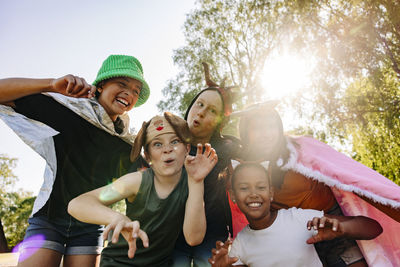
xmin=0 ymin=75 xmax=96 ymax=105
xmin=0 ymin=78 xmax=53 ymax=105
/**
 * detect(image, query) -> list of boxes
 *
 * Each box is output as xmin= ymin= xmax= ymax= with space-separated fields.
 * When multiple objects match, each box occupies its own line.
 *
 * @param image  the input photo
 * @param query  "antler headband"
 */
xmin=202 ymin=62 xmax=238 ymax=117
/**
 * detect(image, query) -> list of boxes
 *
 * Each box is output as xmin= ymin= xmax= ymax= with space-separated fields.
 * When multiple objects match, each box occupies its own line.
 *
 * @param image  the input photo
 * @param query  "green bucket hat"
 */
xmin=93 ymin=55 xmax=150 ymax=107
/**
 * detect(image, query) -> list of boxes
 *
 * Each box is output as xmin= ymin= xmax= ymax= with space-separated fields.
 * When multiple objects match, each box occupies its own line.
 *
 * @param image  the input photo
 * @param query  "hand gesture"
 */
xmin=51 ymin=74 xmax=96 ymax=98
xmin=208 ymin=239 xmax=239 ymax=267
xmin=103 ymin=215 xmax=149 ymax=258
xmin=306 ymin=216 xmax=343 ymax=244
xmin=185 ymin=143 xmax=218 ymax=183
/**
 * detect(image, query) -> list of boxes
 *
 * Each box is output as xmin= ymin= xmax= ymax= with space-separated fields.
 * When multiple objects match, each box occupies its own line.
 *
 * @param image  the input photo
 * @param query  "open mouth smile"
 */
xmin=116 ymin=97 xmax=129 ymax=107
xmin=247 ymin=202 xmax=262 ymax=208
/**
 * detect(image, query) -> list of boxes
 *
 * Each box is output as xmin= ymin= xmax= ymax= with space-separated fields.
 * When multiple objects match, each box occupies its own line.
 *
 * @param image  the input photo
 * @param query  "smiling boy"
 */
xmin=0 ymin=55 xmax=150 ymax=267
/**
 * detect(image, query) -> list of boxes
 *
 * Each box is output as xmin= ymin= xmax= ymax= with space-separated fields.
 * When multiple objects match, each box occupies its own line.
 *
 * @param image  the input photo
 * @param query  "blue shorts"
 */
xmin=20 ymin=215 xmax=104 ymax=255
xmin=172 ymin=234 xmax=226 ymax=267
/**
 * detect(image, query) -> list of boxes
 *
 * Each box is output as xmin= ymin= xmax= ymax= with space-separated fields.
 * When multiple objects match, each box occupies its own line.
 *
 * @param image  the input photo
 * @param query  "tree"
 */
xmin=157 ymin=0 xmax=295 ymax=118
xmin=158 ymin=0 xmax=400 ymax=184
xmin=340 ymin=68 xmax=400 ymax=183
xmin=0 ymin=155 xmax=16 ymax=252
xmin=287 ymin=0 xmax=400 ymax=80
xmin=0 ymin=154 xmax=35 ymax=251
xmin=284 ymin=0 xmax=400 ymax=183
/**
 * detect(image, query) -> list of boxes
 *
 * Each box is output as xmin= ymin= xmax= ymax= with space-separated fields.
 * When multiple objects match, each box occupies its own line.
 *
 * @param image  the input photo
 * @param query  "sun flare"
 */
xmin=261 ymin=52 xmax=314 ymax=100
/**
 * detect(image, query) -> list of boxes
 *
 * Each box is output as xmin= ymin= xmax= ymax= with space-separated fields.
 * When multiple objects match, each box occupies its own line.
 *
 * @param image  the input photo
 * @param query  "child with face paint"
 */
xmin=235 ymin=103 xmax=400 ymax=266
xmin=172 ymin=63 xmax=242 ymax=267
xmin=0 ymin=55 xmax=149 ymax=267
xmin=68 ymin=112 xmax=218 ymax=266
xmin=208 ymin=163 xmax=382 ymax=267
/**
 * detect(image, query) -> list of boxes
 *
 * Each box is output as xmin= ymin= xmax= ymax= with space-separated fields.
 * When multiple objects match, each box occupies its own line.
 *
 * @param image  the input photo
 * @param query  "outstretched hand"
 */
xmin=103 ymin=215 xmax=149 ymax=258
xmin=51 ymin=74 xmax=96 ymax=98
xmin=185 ymin=143 xmax=218 ymax=183
xmin=208 ymin=239 xmax=239 ymax=267
xmin=306 ymin=216 xmax=343 ymax=244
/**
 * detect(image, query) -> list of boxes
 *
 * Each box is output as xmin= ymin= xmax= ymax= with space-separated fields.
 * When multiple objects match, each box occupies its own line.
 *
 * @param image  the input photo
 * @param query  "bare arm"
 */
xmin=0 ymin=75 xmax=96 ymax=106
xmin=183 ymin=143 xmax=218 ymax=246
xmin=68 ymin=171 xmax=142 ymax=225
xmin=306 ymin=214 xmax=383 ymax=244
xmin=68 ymin=171 xmax=148 ymax=258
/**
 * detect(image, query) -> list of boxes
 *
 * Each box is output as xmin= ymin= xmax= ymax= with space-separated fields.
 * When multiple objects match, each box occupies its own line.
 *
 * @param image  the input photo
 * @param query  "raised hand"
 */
xmin=51 ymin=74 xmax=96 ymax=98
xmin=306 ymin=216 xmax=343 ymax=244
xmin=103 ymin=214 xmax=149 ymax=258
xmin=185 ymin=143 xmax=218 ymax=183
xmin=208 ymin=239 xmax=239 ymax=267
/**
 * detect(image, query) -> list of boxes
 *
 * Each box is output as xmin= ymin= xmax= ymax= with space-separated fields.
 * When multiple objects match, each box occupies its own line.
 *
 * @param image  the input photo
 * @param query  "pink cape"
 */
xmin=230 ymin=136 xmax=400 ymax=266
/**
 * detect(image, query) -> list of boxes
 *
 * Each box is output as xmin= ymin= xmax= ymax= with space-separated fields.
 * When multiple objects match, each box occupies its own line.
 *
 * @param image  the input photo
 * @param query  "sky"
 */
xmin=0 ymin=0 xmax=196 ymax=193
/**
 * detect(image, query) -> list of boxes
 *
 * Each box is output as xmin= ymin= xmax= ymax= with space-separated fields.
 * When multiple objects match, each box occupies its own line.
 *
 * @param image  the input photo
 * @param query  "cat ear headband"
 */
xmin=231 ymin=159 xmax=270 ymax=171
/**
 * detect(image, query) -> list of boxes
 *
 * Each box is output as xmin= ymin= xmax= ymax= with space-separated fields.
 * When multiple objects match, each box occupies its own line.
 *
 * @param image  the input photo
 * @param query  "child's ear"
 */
xmin=144 ymin=151 xmax=151 ymax=163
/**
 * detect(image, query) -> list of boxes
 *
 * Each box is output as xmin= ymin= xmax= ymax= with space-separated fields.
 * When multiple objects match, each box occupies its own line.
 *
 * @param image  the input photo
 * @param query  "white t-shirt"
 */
xmin=230 ymin=208 xmax=323 ymax=267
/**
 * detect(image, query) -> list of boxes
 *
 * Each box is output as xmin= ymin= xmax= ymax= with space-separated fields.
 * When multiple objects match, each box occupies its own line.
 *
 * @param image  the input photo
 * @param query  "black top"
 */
xmin=14 ymin=94 xmax=141 ymax=221
xmin=175 ymin=134 xmax=241 ymax=249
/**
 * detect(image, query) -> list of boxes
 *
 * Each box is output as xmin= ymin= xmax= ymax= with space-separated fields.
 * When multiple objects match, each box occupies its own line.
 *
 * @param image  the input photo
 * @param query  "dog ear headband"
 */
xmin=130 ymin=112 xmax=192 ymax=162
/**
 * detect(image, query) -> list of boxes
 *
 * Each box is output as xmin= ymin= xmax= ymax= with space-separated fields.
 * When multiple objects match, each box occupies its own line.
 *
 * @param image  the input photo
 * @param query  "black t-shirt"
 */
xmin=203 ymin=135 xmax=241 ymax=237
xmin=14 ymin=94 xmax=140 ymax=220
xmin=176 ymin=134 xmax=242 ymax=250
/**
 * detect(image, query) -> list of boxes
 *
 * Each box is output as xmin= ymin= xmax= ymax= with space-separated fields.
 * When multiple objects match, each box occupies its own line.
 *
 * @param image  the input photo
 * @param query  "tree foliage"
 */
xmin=285 ymin=0 xmax=400 ymax=182
xmin=340 ymin=68 xmax=400 ymax=182
xmin=0 ymin=154 xmax=35 ymax=250
xmin=157 ymin=0 xmax=294 ymax=116
xmin=0 ymin=155 xmax=17 ymax=188
xmin=158 ymin=0 xmax=400 ymax=184
xmin=286 ymin=0 xmax=399 ymax=122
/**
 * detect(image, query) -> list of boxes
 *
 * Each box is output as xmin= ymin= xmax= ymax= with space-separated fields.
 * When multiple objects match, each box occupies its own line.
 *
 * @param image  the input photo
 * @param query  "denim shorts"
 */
xmin=20 ymin=215 xmax=104 ymax=255
xmin=172 ymin=234 xmax=226 ymax=267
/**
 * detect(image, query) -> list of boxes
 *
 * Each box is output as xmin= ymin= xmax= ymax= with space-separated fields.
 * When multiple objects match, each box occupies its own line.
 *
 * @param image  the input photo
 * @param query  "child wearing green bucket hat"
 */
xmin=0 ymin=54 xmax=150 ymax=267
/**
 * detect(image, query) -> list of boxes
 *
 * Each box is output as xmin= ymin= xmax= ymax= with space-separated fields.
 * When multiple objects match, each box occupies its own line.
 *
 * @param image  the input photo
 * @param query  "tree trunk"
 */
xmin=0 ymin=219 xmax=9 ymax=252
